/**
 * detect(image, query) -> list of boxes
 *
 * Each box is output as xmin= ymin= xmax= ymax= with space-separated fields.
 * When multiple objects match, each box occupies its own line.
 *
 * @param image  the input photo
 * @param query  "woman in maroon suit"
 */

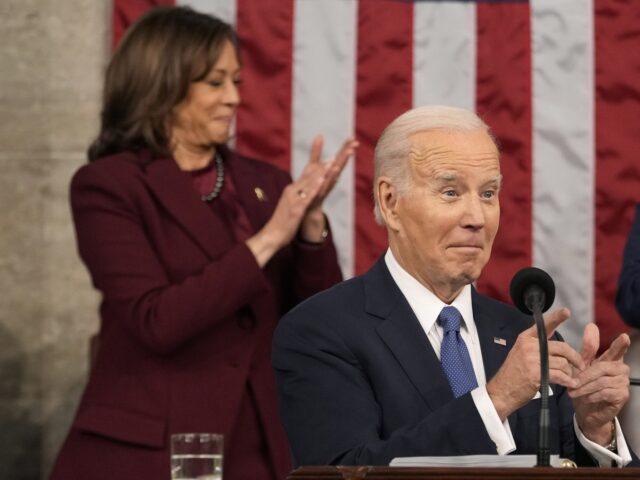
xmin=50 ymin=6 xmax=357 ymax=480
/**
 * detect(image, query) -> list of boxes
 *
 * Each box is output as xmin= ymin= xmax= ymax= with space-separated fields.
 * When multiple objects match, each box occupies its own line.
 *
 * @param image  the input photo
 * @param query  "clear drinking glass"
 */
xmin=170 ymin=433 xmax=223 ymax=480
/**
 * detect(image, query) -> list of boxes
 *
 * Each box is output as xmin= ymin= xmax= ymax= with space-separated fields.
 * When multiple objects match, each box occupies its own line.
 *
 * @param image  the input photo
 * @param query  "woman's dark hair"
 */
xmin=88 ymin=6 xmax=238 ymax=161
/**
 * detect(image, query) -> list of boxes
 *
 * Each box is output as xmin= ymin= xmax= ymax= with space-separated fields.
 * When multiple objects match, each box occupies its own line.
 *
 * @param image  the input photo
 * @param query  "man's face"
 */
xmin=389 ymin=128 xmax=501 ymax=301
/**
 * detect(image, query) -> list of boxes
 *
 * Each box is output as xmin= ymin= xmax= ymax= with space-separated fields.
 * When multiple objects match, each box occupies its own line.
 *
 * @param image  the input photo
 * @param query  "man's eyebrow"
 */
xmin=433 ymin=172 xmax=457 ymax=182
xmin=484 ymin=174 xmax=503 ymax=187
xmin=430 ymin=173 xmax=503 ymax=187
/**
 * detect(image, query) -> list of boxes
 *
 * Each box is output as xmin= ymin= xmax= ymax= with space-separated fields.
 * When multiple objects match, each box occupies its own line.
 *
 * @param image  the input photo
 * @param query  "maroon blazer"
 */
xmin=50 ymin=147 xmax=342 ymax=480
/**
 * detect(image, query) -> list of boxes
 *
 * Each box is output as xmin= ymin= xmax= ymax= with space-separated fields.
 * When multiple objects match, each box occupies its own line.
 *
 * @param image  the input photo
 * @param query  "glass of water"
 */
xmin=171 ymin=433 xmax=223 ymax=480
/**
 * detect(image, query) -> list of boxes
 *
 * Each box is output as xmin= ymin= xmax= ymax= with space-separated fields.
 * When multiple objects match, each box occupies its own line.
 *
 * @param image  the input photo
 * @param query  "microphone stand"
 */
xmin=525 ymin=286 xmax=550 ymax=468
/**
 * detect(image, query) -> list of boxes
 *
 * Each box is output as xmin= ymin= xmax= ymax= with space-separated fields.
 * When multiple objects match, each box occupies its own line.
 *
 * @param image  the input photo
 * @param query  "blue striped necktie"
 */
xmin=439 ymin=306 xmax=478 ymax=397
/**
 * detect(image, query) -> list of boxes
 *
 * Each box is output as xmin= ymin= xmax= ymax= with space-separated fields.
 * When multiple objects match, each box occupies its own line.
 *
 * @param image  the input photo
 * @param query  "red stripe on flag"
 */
xmin=594 ymin=1 xmax=640 ymax=346
xmin=112 ymin=0 xmax=174 ymax=50
xmin=475 ymin=2 xmax=533 ymax=303
xmin=354 ymin=0 xmax=413 ymax=274
xmin=234 ymin=0 xmax=294 ymax=172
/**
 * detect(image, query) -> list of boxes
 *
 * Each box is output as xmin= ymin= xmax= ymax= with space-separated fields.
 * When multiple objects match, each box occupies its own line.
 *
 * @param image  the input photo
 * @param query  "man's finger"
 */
xmin=549 ymin=340 xmax=584 ymax=371
xmin=569 ymin=361 xmax=630 ymax=396
xmin=524 ymin=307 xmax=570 ymax=338
xmin=598 ymin=333 xmax=631 ymax=363
xmin=581 ymin=323 xmax=599 ymax=366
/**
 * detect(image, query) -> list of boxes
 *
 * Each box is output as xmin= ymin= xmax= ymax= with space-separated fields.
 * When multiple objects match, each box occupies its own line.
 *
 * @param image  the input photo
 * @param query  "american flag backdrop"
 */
xmin=113 ymin=0 xmax=640 ymax=349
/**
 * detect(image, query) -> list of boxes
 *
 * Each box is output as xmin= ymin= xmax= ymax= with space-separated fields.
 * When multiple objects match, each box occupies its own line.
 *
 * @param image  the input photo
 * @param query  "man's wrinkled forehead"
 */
xmin=407 ymin=128 xmax=499 ymax=175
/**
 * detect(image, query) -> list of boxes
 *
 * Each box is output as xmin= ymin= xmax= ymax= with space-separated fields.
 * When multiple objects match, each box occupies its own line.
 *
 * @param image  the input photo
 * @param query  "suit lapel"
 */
xmin=472 ymin=288 xmax=513 ymax=383
xmin=222 ymin=147 xmax=277 ymax=234
xmin=144 ymin=155 xmax=235 ymax=259
xmin=367 ymin=259 xmax=455 ymax=410
xmin=472 ymin=289 xmax=535 ymax=430
xmin=367 ymin=262 xmax=523 ymax=412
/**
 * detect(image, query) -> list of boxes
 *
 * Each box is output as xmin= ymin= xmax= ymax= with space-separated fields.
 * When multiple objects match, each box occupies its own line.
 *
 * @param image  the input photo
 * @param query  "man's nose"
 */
xmin=462 ymin=195 xmax=485 ymax=229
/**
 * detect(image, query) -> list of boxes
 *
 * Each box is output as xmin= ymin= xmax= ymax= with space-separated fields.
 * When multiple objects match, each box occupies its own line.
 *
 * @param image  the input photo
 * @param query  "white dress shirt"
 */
xmin=384 ymin=249 xmax=631 ymax=466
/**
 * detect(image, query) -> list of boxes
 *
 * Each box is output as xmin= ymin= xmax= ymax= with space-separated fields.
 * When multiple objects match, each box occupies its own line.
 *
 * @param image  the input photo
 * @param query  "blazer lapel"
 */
xmin=367 ymin=259 xmax=455 ymax=411
xmin=472 ymin=291 xmax=541 ymax=429
xmin=144 ymin=155 xmax=235 ymax=259
xmin=367 ymin=262 xmax=522 ymax=412
xmin=472 ymin=288 xmax=513 ymax=383
xmin=222 ymin=148 xmax=276 ymax=233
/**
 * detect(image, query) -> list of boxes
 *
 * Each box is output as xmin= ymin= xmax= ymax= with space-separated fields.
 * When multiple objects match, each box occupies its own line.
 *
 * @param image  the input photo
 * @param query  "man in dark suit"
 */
xmin=617 ymin=203 xmax=640 ymax=327
xmin=273 ymin=105 xmax=637 ymax=468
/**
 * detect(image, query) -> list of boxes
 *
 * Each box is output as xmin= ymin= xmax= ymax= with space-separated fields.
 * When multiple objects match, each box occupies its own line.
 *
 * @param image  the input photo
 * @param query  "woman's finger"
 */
xmin=308 ymin=135 xmax=324 ymax=166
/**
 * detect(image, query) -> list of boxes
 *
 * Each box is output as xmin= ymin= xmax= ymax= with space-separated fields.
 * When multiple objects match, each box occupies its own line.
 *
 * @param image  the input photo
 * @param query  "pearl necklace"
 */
xmin=201 ymin=153 xmax=224 ymax=202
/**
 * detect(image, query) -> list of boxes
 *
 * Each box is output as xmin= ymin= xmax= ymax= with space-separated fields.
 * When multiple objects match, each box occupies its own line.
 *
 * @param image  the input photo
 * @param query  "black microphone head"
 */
xmin=509 ymin=267 xmax=556 ymax=314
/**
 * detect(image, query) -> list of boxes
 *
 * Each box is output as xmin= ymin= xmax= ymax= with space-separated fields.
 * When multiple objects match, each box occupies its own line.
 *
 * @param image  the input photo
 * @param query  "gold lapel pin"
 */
xmin=254 ymin=187 xmax=268 ymax=202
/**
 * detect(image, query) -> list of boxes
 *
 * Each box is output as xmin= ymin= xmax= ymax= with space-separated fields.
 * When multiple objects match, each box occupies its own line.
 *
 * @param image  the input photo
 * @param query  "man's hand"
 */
xmin=487 ymin=308 xmax=584 ymax=421
xmin=570 ymin=325 xmax=631 ymax=446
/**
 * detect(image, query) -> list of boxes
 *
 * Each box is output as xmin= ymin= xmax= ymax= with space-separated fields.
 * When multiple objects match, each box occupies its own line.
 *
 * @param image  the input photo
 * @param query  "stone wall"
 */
xmin=0 ymin=1 xmax=108 ymax=478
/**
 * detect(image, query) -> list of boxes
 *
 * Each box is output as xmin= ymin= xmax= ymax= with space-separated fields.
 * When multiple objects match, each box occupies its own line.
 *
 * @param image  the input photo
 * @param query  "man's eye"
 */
xmin=482 ymin=190 xmax=495 ymax=199
xmin=444 ymin=190 xmax=457 ymax=197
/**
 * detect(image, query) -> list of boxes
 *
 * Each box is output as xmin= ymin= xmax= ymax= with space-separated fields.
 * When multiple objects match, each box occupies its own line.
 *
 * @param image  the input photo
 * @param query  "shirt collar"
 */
xmin=384 ymin=249 xmax=477 ymax=337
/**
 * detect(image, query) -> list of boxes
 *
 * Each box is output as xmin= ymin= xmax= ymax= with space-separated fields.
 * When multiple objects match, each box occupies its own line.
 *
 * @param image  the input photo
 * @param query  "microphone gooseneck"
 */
xmin=510 ymin=267 xmax=556 ymax=468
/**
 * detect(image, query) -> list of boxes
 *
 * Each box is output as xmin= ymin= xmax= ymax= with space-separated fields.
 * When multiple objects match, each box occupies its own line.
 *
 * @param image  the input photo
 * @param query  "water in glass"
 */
xmin=171 ymin=453 xmax=222 ymax=480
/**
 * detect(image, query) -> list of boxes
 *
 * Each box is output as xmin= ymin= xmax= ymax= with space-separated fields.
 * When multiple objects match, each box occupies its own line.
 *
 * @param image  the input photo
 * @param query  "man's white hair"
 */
xmin=373 ymin=105 xmax=494 ymax=224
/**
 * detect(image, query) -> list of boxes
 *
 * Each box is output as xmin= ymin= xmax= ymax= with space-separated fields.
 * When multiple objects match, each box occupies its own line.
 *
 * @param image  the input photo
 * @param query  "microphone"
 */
xmin=510 ymin=267 xmax=555 ymax=314
xmin=510 ymin=267 xmax=555 ymax=468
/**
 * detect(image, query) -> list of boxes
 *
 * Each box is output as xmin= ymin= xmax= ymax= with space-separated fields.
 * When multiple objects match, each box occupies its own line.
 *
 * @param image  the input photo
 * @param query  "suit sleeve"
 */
xmin=616 ymin=203 xmax=640 ymax=327
xmin=71 ymin=164 xmax=270 ymax=355
xmin=291 ymin=227 xmax=342 ymax=300
xmin=551 ymin=377 xmax=599 ymax=466
xmin=273 ymin=306 xmax=497 ymax=467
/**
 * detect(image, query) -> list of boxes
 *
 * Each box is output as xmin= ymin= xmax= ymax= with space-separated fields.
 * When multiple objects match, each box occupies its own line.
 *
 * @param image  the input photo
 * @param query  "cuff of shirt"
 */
xmin=574 ymin=416 xmax=631 ymax=467
xmin=471 ymin=386 xmax=516 ymax=455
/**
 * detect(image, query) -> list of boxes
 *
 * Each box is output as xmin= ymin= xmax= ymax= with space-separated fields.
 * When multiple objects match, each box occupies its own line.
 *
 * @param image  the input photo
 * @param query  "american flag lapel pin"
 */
xmin=493 ymin=337 xmax=507 ymax=346
xmin=254 ymin=187 xmax=268 ymax=202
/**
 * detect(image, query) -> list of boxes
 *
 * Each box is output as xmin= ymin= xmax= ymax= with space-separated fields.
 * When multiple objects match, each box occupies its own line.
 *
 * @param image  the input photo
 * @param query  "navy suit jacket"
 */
xmin=617 ymin=203 xmax=640 ymax=327
xmin=273 ymin=257 xmax=610 ymax=467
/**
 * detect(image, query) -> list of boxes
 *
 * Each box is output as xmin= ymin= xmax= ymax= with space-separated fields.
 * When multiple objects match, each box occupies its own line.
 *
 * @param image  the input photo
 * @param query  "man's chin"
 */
xmin=452 ymin=268 xmax=482 ymax=287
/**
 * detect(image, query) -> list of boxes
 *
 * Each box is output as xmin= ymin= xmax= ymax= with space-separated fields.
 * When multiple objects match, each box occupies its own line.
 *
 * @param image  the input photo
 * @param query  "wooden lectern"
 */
xmin=288 ymin=466 xmax=640 ymax=479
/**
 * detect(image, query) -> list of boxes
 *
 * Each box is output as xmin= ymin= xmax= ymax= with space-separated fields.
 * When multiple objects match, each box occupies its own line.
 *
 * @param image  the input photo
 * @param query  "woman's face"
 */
xmin=171 ymin=40 xmax=241 ymax=153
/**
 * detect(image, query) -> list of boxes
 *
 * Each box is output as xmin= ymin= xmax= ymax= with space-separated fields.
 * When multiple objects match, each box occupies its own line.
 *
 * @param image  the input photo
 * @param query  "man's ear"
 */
xmin=377 ymin=176 xmax=401 ymax=231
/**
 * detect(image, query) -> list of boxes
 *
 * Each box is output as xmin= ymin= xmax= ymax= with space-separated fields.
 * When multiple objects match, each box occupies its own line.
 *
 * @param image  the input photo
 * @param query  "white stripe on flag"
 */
xmin=413 ymin=1 xmax=476 ymax=111
xmin=531 ymin=0 xmax=594 ymax=347
xmin=177 ymin=0 xmax=236 ymax=25
xmin=292 ymin=0 xmax=357 ymax=277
